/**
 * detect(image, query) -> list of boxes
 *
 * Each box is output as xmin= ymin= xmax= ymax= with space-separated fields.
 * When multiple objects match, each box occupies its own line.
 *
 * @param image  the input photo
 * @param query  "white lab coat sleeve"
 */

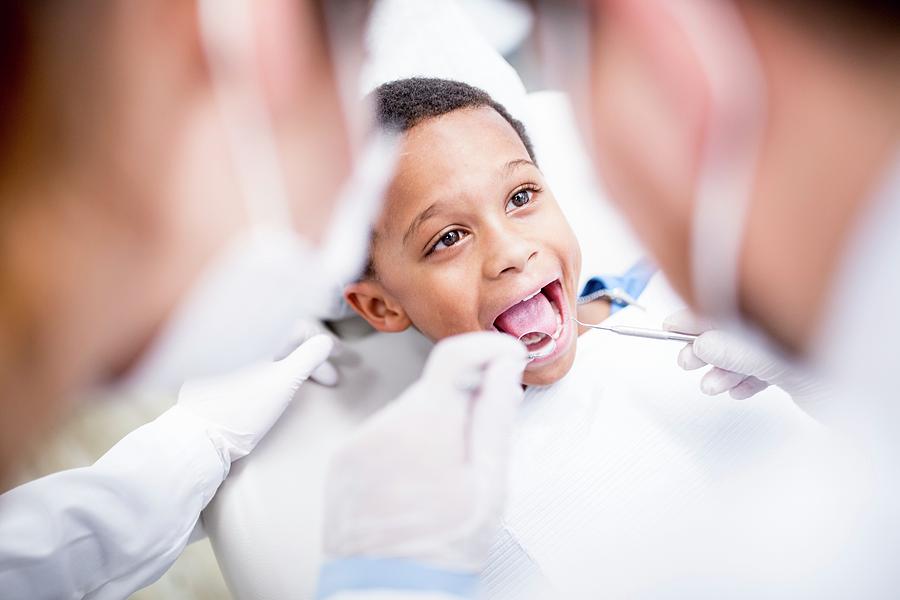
xmin=0 ymin=407 xmax=227 ymax=600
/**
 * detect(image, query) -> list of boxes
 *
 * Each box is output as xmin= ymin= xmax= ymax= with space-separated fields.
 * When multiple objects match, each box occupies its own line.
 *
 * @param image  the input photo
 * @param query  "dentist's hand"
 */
xmin=322 ymin=332 xmax=527 ymax=573
xmin=664 ymin=309 xmax=830 ymax=408
xmin=170 ymin=334 xmax=334 ymax=467
xmin=276 ymin=318 xmax=359 ymax=387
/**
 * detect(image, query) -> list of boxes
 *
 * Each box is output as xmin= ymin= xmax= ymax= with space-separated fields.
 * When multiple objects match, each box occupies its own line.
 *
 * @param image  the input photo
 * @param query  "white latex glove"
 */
xmin=171 ymin=334 xmax=334 ymax=466
xmin=664 ymin=309 xmax=830 ymax=404
xmin=277 ymin=319 xmax=358 ymax=387
xmin=322 ymin=332 xmax=527 ymax=573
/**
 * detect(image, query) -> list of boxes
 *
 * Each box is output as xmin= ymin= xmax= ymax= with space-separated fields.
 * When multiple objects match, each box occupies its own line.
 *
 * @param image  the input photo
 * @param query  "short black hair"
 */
xmin=373 ymin=77 xmax=536 ymax=163
xmin=360 ymin=78 xmax=536 ymax=281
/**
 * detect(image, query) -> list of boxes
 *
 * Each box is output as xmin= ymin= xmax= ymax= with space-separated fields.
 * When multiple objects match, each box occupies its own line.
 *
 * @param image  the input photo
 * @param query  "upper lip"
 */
xmin=485 ymin=273 xmax=563 ymax=331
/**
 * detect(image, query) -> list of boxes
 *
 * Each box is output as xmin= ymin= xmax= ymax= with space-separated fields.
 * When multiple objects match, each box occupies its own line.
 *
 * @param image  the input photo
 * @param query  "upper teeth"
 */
xmin=521 ymin=290 xmax=540 ymax=303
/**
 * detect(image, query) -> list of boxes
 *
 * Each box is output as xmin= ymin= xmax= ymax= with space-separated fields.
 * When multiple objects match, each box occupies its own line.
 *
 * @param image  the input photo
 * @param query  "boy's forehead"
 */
xmin=406 ymin=106 xmax=526 ymax=164
xmin=378 ymin=106 xmax=532 ymax=238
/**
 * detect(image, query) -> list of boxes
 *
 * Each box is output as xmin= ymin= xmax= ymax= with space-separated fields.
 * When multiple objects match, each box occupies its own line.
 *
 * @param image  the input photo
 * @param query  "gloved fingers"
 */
xmin=691 ymin=329 xmax=759 ymax=375
xmin=179 ymin=334 xmax=334 ymax=404
xmin=277 ymin=334 xmax=335 ymax=389
xmin=662 ymin=308 xmax=717 ymax=335
xmin=310 ymin=360 xmax=340 ymax=387
xmin=170 ymin=335 xmax=335 ymax=467
xmin=423 ymin=332 xmax=526 ymax=387
xmin=729 ymin=376 xmax=769 ymax=400
xmin=468 ymin=355 xmax=527 ymax=464
xmin=279 ymin=317 xmax=340 ymax=385
xmin=677 ymin=343 xmax=708 ymax=370
xmin=700 ymin=367 xmax=747 ymax=396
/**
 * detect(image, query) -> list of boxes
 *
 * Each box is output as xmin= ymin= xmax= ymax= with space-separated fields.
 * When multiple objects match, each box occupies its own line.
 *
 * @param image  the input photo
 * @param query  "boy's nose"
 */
xmin=483 ymin=231 xmax=538 ymax=279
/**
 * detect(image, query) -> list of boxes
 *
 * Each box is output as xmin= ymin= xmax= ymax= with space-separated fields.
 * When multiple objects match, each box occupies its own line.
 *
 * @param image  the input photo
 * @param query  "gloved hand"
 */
xmin=663 ymin=308 xmax=829 ymax=404
xmin=276 ymin=318 xmax=358 ymax=387
xmin=322 ymin=332 xmax=527 ymax=573
xmin=170 ymin=334 xmax=334 ymax=467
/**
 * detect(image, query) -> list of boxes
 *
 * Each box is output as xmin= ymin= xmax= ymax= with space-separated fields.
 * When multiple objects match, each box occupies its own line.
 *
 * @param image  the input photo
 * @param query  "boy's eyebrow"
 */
xmin=504 ymin=158 xmax=536 ymax=176
xmin=401 ymin=159 xmax=536 ymax=248
xmin=403 ymin=202 xmax=441 ymax=247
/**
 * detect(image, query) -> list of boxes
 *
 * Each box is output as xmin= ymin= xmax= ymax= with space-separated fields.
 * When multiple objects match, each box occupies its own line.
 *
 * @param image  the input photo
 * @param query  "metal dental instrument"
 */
xmin=455 ymin=332 xmax=555 ymax=392
xmin=521 ymin=332 xmax=557 ymax=361
xmin=523 ymin=333 xmax=557 ymax=361
xmin=571 ymin=317 xmax=698 ymax=343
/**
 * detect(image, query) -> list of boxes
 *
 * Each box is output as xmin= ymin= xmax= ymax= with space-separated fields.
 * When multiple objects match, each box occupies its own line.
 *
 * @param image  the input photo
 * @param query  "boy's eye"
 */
xmin=506 ymin=189 xmax=533 ymax=212
xmin=430 ymin=229 xmax=468 ymax=253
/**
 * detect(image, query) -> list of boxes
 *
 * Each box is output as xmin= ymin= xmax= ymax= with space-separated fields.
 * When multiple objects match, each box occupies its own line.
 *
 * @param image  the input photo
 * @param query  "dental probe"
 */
xmin=571 ymin=317 xmax=698 ymax=343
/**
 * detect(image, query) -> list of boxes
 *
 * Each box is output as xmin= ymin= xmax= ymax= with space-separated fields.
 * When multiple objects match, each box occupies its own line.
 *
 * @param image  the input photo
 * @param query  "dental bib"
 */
xmin=482 ymin=275 xmax=844 ymax=599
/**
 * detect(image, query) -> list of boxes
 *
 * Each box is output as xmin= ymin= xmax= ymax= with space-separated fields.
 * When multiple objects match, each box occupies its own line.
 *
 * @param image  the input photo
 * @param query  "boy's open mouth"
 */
xmin=492 ymin=279 xmax=567 ymax=353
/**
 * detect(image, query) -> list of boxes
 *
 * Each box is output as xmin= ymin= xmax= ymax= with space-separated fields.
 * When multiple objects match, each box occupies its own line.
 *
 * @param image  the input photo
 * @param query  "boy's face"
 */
xmin=346 ymin=106 xmax=582 ymax=385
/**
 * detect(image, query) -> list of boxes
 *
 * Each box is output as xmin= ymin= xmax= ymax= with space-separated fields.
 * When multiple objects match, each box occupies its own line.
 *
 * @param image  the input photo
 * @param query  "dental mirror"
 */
xmin=456 ymin=332 xmax=556 ymax=393
xmin=520 ymin=331 xmax=557 ymax=361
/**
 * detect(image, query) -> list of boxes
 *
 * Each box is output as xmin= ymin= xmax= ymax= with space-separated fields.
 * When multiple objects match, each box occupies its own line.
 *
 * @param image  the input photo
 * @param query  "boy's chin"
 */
xmin=521 ymin=344 xmax=577 ymax=387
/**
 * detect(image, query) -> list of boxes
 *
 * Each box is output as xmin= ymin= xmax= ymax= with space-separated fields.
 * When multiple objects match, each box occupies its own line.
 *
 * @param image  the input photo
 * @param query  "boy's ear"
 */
xmin=344 ymin=280 xmax=412 ymax=333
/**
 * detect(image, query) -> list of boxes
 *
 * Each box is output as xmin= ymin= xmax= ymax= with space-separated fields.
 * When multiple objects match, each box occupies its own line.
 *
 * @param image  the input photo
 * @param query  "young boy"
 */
xmin=341 ymin=78 xmax=826 ymax=599
xmin=344 ymin=77 xmax=629 ymax=386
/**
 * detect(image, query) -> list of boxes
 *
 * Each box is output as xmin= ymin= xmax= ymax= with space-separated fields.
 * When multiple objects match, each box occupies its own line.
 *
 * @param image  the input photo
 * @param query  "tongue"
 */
xmin=495 ymin=292 xmax=557 ymax=340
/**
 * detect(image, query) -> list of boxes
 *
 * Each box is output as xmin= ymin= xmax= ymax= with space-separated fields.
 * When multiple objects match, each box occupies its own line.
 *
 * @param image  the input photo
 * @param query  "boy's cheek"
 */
xmin=406 ymin=297 xmax=484 ymax=341
xmin=572 ymin=231 xmax=583 ymax=276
